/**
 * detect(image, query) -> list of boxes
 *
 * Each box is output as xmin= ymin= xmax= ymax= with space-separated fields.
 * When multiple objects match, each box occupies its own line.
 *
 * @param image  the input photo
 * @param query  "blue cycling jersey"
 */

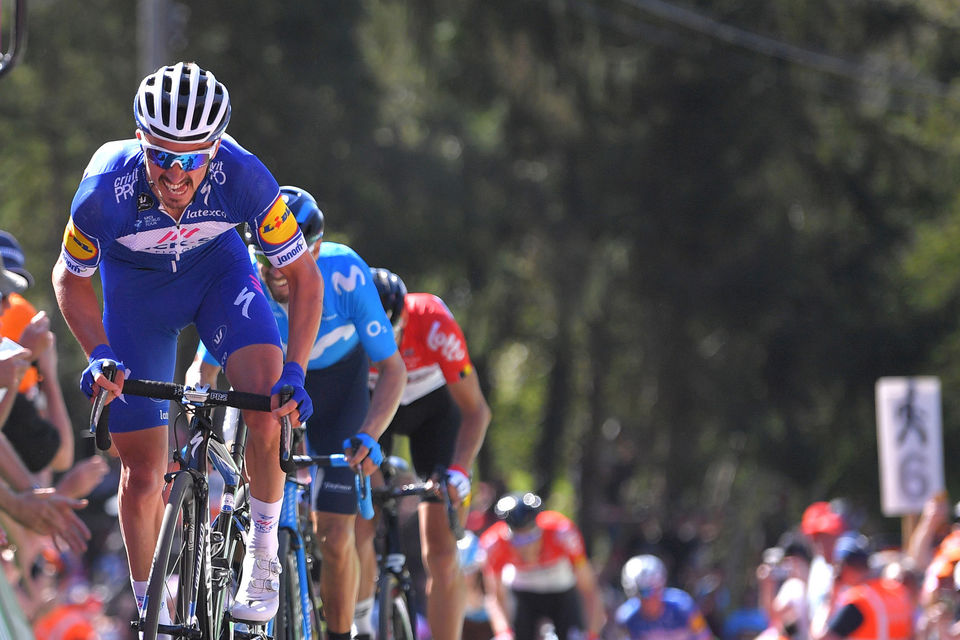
xmin=62 ymin=134 xmax=297 ymax=432
xmin=615 ymin=588 xmax=714 ymax=640
xmin=199 ymin=241 xmax=397 ymax=369
xmin=64 ymin=134 xmax=307 ymax=276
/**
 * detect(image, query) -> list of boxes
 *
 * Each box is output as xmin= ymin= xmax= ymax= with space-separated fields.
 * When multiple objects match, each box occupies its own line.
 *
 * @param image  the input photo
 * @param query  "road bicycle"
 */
xmin=89 ymin=375 xmax=371 ymax=640
xmin=268 ymin=424 xmax=375 ymax=640
xmin=372 ymin=457 xmax=463 ymax=640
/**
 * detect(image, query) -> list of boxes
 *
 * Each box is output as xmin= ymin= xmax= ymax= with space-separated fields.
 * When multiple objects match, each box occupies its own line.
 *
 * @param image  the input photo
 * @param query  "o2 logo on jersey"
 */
xmin=258 ymin=197 xmax=298 ymax=247
xmin=367 ymin=321 xmax=387 ymax=337
xmin=63 ymin=220 xmax=99 ymax=262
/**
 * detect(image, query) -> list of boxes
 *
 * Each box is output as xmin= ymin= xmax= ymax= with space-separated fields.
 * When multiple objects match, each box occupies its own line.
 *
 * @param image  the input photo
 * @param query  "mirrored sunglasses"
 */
xmin=253 ymin=251 xmax=272 ymax=268
xmin=140 ymin=140 xmax=217 ymax=171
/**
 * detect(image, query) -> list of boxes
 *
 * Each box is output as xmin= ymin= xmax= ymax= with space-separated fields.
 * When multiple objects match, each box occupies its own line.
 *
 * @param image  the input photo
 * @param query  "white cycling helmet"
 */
xmin=134 ymin=62 xmax=231 ymax=144
xmin=621 ymin=554 xmax=667 ymax=598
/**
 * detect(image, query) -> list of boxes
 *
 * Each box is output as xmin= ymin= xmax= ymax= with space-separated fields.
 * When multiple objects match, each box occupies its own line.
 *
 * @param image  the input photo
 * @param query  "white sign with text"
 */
xmin=876 ymin=376 xmax=944 ymax=516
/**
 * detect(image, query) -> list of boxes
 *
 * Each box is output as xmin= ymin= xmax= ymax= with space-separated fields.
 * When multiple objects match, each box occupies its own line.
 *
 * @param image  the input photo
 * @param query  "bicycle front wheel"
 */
xmin=377 ymin=572 xmax=415 ymax=640
xmin=142 ymin=472 xmax=205 ymax=640
xmin=275 ymin=529 xmax=305 ymax=640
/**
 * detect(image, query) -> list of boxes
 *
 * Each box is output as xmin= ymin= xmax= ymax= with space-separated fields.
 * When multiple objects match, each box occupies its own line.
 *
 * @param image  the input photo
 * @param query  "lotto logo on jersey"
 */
xmin=258 ymin=197 xmax=298 ymax=247
xmin=63 ymin=220 xmax=99 ymax=262
xmin=426 ymin=321 xmax=466 ymax=361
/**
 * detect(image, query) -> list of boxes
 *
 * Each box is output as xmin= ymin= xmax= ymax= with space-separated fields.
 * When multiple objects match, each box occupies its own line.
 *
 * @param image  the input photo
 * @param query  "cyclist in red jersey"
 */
xmin=479 ymin=492 xmax=606 ymax=640
xmin=355 ymin=268 xmax=492 ymax=640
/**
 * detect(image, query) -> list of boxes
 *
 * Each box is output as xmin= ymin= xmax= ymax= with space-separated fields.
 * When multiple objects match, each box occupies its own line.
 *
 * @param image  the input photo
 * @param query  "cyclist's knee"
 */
xmin=423 ymin=542 xmax=459 ymax=583
xmin=318 ymin=518 xmax=355 ymax=559
xmin=120 ymin=464 xmax=164 ymax=499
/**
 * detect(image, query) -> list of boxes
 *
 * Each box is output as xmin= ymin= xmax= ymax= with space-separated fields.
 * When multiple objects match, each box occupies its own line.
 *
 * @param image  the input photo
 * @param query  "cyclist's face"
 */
xmin=259 ymin=260 xmax=289 ymax=303
xmin=257 ymin=239 xmax=320 ymax=303
xmin=139 ymin=131 xmax=219 ymax=217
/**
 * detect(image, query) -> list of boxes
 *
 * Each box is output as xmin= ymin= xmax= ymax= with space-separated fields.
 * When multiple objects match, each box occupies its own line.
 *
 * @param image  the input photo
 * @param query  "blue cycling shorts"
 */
xmin=101 ymin=244 xmax=282 ymax=433
xmin=304 ymin=344 xmax=370 ymax=515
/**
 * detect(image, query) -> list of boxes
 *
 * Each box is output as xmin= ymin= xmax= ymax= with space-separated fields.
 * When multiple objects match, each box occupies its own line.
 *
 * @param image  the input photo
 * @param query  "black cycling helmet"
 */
xmin=495 ymin=492 xmax=543 ymax=530
xmin=134 ymin=62 xmax=231 ymax=144
xmin=370 ymin=268 xmax=407 ymax=326
xmin=280 ymin=185 xmax=324 ymax=245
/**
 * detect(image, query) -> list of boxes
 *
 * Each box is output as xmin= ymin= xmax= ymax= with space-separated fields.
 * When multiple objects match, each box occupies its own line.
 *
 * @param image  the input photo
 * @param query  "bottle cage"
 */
xmin=0 ymin=0 xmax=27 ymax=81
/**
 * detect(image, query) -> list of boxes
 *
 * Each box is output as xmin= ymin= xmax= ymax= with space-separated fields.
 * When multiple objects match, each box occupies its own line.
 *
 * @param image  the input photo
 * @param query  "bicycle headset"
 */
xmin=370 ymin=268 xmax=407 ymax=326
xmin=494 ymin=492 xmax=543 ymax=530
xmin=134 ymin=62 xmax=231 ymax=144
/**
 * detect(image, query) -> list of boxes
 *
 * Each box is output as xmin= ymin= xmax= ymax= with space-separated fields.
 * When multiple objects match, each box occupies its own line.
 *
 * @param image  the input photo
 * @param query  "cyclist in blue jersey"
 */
xmin=187 ymin=186 xmax=407 ymax=640
xmin=615 ymin=554 xmax=715 ymax=640
xmin=52 ymin=62 xmax=324 ymax=626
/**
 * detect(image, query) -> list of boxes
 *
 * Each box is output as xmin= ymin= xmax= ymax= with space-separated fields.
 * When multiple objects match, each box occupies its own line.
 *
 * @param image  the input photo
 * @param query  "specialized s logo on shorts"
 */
xmin=63 ymin=219 xmax=100 ymax=264
xmin=258 ymin=196 xmax=298 ymax=248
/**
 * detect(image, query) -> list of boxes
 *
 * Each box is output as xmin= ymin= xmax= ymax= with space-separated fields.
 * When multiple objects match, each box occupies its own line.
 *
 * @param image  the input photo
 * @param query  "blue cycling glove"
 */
xmin=271 ymin=361 xmax=313 ymax=424
xmin=80 ymin=344 xmax=127 ymax=398
xmin=343 ymin=433 xmax=384 ymax=466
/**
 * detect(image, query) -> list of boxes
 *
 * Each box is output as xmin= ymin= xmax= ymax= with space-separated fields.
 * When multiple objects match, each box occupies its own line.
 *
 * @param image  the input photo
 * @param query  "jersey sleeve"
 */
xmin=61 ymin=174 xmax=116 ymax=277
xmin=218 ymin=138 xmax=308 ymax=269
xmin=479 ymin=525 xmax=509 ymax=576
xmin=550 ymin=513 xmax=588 ymax=565
xmin=251 ymin=194 xmax=308 ymax=268
xmin=422 ymin=297 xmax=474 ymax=383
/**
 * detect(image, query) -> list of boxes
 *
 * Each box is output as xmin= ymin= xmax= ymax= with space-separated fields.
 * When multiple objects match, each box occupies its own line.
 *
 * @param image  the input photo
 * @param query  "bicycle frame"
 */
xmin=90 ymin=378 xmax=272 ymax=640
xmin=270 ymin=474 xmax=315 ymax=640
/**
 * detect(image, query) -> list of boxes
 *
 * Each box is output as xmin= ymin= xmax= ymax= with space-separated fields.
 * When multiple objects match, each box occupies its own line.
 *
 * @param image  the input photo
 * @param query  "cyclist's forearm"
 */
xmin=359 ymin=351 xmax=406 ymax=440
xmin=53 ymin=259 xmax=109 ymax=356
xmin=448 ymin=372 xmax=491 ymax=469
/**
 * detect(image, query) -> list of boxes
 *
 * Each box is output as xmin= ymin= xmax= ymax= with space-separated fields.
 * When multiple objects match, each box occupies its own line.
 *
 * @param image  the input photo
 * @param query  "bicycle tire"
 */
xmin=142 ymin=472 xmax=205 ymax=640
xmin=276 ymin=529 xmax=305 ymax=640
xmin=377 ymin=572 xmax=415 ymax=640
xmin=210 ymin=483 xmax=248 ymax=640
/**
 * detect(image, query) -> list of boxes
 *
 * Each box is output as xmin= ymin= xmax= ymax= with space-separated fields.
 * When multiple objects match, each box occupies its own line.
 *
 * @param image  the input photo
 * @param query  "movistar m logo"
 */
xmin=332 ymin=265 xmax=366 ymax=294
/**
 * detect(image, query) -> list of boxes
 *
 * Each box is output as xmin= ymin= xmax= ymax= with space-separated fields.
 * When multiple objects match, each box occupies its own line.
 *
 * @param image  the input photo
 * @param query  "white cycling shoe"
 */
xmin=231 ymin=551 xmax=282 ymax=623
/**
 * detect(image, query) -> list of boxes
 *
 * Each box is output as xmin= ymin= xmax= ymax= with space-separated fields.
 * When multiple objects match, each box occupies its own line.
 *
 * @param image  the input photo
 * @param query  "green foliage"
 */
xmin=7 ymin=0 xmax=960 ymax=606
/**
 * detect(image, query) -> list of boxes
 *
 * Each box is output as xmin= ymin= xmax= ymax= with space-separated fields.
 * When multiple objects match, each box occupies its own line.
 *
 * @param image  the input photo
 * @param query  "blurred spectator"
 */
xmin=614 ymin=553 xmax=714 ymax=640
xmin=801 ymin=501 xmax=847 ymax=637
xmin=907 ymin=493 xmax=953 ymax=573
xmin=755 ymin=536 xmax=813 ymax=640
xmin=813 ymin=535 xmax=912 ymax=640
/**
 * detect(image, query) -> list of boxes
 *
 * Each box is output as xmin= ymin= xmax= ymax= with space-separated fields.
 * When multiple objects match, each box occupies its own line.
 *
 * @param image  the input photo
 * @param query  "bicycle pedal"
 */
xmin=230 ymin=620 xmax=271 ymax=640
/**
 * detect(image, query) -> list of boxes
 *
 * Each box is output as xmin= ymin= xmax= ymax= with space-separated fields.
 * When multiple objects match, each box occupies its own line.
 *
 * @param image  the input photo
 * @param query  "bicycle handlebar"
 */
xmin=88 ymin=377 xmax=272 ymax=452
xmin=287 ymin=453 xmax=374 ymax=519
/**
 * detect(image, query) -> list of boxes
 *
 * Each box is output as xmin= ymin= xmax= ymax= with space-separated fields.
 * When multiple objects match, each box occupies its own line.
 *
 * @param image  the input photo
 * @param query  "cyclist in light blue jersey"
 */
xmin=52 ymin=62 xmax=324 ymax=626
xmin=188 ymin=186 xmax=406 ymax=640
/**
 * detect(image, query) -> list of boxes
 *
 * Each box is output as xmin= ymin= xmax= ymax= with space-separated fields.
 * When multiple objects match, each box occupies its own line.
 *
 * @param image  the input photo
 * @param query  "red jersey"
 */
xmin=479 ymin=511 xmax=587 ymax=593
xmin=372 ymin=293 xmax=474 ymax=405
